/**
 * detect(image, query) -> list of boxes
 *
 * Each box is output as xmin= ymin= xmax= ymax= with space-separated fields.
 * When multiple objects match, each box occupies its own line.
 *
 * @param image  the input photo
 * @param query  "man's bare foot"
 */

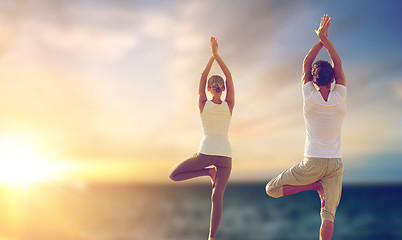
xmin=209 ymin=167 xmax=217 ymax=189
xmin=314 ymin=181 xmax=325 ymax=208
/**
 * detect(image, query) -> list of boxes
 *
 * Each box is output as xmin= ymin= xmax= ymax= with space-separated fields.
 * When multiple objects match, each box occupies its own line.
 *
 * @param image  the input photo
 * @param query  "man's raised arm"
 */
xmin=302 ymin=41 xmax=324 ymax=86
xmin=316 ymin=14 xmax=346 ymax=86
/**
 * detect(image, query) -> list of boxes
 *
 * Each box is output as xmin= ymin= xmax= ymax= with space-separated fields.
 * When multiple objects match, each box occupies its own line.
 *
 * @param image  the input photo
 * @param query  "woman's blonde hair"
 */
xmin=207 ymin=75 xmax=224 ymax=93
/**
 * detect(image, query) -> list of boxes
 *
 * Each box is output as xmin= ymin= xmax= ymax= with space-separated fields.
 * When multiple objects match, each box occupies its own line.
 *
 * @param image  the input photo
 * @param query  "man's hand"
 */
xmin=315 ymin=14 xmax=331 ymax=41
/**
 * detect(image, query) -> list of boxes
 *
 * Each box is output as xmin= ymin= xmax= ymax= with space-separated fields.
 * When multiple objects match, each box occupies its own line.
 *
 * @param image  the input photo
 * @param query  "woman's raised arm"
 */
xmin=211 ymin=37 xmax=234 ymax=113
xmin=199 ymin=56 xmax=215 ymax=113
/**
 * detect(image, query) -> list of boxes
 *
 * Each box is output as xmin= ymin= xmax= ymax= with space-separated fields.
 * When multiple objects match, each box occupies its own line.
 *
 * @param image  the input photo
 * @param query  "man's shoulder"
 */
xmin=332 ymin=84 xmax=347 ymax=98
xmin=302 ymin=82 xmax=317 ymax=99
xmin=334 ymin=84 xmax=347 ymax=91
xmin=302 ymin=81 xmax=316 ymax=92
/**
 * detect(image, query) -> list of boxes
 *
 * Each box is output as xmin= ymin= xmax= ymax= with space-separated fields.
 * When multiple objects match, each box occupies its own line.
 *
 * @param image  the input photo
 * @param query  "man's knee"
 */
xmin=265 ymin=182 xmax=282 ymax=198
xmin=320 ymin=208 xmax=335 ymax=222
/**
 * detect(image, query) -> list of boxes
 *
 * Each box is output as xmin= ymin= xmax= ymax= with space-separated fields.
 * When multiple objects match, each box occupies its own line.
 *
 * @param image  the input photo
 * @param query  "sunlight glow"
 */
xmin=0 ymin=136 xmax=52 ymax=185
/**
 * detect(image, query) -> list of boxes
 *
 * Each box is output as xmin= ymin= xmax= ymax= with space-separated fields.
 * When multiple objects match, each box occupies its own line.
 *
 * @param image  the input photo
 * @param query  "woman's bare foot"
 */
xmin=209 ymin=167 xmax=217 ymax=189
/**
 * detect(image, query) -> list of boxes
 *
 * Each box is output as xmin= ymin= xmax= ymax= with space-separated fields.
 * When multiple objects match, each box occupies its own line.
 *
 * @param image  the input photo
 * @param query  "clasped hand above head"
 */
xmin=315 ymin=14 xmax=331 ymax=40
xmin=210 ymin=37 xmax=218 ymax=57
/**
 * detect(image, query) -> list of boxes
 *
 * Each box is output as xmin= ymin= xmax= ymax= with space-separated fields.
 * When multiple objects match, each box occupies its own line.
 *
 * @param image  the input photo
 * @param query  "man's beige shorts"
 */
xmin=266 ymin=157 xmax=344 ymax=222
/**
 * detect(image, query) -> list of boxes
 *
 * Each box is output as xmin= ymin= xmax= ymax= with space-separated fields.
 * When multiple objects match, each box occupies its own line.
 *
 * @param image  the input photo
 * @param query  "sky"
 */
xmin=0 ymin=0 xmax=401 ymax=184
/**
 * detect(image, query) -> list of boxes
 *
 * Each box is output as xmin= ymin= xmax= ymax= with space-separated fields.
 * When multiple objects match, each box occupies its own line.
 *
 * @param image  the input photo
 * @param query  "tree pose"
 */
xmin=170 ymin=37 xmax=234 ymax=240
xmin=266 ymin=14 xmax=346 ymax=240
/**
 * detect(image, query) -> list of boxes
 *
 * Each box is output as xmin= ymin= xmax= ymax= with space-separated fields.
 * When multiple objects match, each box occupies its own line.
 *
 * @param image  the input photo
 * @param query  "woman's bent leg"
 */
xmin=169 ymin=153 xmax=216 ymax=181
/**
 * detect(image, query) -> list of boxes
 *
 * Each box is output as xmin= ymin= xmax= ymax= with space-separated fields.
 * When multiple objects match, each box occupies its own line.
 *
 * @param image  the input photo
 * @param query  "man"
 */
xmin=265 ymin=14 xmax=346 ymax=240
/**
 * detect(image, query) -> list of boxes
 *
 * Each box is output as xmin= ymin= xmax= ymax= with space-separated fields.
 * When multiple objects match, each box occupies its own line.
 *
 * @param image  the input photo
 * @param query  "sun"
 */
xmin=0 ymin=135 xmax=52 ymax=185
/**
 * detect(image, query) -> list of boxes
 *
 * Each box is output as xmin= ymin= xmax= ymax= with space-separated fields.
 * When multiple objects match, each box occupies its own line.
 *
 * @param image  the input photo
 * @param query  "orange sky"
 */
xmin=0 ymin=0 xmax=401 ymax=185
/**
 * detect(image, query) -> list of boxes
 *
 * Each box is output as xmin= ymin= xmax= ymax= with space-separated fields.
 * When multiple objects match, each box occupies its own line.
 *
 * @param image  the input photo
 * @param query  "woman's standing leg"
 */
xmin=209 ymin=157 xmax=232 ymax=240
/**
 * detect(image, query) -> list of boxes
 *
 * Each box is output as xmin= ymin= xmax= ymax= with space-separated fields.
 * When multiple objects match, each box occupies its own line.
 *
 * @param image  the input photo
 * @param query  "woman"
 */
xmin=169 ymin=37 xmax=234 ymax=240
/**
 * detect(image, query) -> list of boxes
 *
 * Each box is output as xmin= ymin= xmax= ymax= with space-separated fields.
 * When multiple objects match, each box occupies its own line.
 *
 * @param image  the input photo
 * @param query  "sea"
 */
xmin=0 ymin=182 xmax=401 ymax=240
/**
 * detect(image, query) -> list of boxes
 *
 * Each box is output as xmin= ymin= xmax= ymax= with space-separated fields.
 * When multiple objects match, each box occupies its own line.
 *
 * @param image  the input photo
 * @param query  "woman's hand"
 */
xmin=315 ymin=14 xmax=330 ymax=41
xmin=210 ymin=37 xmax=218 ymax=57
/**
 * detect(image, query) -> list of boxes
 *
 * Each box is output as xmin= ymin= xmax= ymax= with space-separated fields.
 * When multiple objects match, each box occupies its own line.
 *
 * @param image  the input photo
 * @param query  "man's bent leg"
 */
xmin=266 ymin=170 xmax=287 ymax=198
xmin=282 ymin=181 xmax=322 ymax=196
xmin=266 ymin=158 xmax=323 ymax=198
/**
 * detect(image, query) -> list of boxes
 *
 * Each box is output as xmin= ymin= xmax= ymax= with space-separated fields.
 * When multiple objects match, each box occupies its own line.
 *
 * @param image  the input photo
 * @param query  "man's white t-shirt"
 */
xmin=302 ymin=81 xmax=347 ymax=158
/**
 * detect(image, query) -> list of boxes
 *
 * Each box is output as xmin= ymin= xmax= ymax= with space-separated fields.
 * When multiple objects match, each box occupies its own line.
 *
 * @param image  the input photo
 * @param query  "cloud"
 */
xmin=0 ymin=1 xmax=214 ymax=164
xmin=0 ymin=0 xmax=140 ymax=62
xmin=36 ymin=22 xmax=139 ymax=61
xmin=0 ymin=0 xmax=400 ymax=183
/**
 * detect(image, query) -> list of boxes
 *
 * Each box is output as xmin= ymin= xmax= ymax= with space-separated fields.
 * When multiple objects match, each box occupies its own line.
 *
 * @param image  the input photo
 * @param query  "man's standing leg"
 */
xmin=320 ymin=221 xmax=334 ymax=240
xmin=319 ymin=173 xmax=343 ymax=240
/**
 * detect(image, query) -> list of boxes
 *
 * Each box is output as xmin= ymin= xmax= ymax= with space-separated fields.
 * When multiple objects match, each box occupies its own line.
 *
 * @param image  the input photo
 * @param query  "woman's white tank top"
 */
xmin=198 ymin=100 xmax=232 ymax=157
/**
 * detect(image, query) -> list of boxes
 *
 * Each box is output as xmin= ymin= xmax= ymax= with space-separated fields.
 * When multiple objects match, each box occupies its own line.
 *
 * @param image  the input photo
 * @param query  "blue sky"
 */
xmin=0 ymin=0 xmax=401 ymax=183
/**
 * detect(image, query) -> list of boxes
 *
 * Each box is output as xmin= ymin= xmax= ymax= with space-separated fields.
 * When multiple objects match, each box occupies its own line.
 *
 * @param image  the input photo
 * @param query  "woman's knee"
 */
xmin=169 ymin=172 xmax=176 ymax=181
xmin=169 ymin=168 xmax=179 ymax=181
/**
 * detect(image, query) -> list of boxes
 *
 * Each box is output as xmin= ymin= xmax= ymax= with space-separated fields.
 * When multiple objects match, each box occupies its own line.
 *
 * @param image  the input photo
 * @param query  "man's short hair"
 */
xmin=312 ymin=60 xmax=334 ymax=86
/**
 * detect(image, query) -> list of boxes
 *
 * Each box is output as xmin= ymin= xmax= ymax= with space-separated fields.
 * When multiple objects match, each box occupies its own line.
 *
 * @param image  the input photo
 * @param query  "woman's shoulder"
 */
xmin=222 ymin=101 xmax=232 ymax=114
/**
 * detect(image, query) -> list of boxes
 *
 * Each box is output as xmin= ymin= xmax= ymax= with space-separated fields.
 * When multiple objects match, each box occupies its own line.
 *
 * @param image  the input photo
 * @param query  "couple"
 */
xmin=169 ymin=15 xmax=346 ymax=240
